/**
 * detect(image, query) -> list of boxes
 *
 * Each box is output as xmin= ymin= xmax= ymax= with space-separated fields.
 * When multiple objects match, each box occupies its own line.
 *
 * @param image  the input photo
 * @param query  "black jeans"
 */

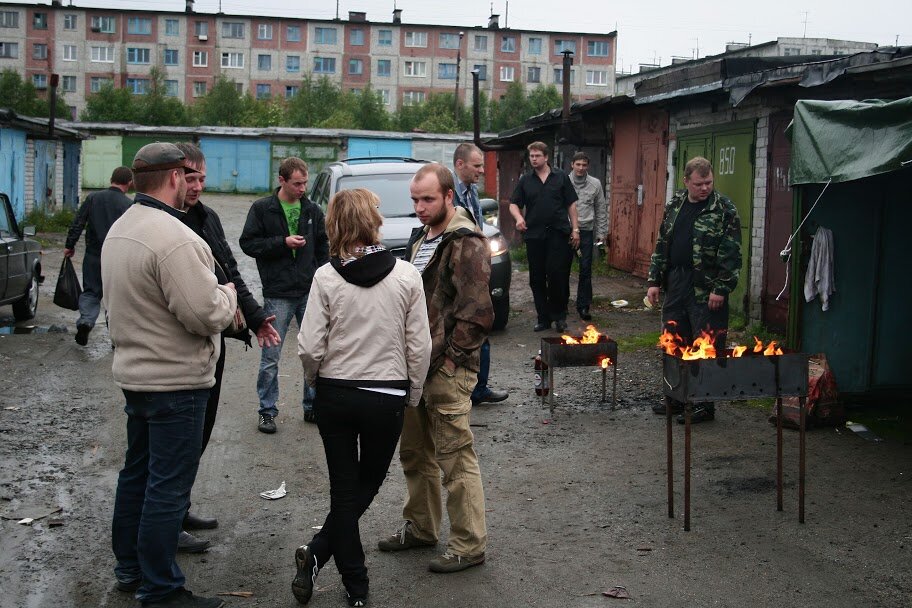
xmin=200 ymin=335 xmax=226 ymax=454
xmin=576 ymin=230 xmax=595 ymax=312
xmin=526 ymin=230 xmax=573 ymax=325
xmin=309 ymin=384 xmax=406 ymax=598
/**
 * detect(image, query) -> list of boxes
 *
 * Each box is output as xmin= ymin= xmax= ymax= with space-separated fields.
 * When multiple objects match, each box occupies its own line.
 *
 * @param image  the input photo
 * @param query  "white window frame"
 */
xmin=193 ymin=81 xmax=207 ymax=97
xmin=61 ymin=75 xmax=76 ymax=92
xmin=62 ymin=44 xmax=77 ymax=62
xmin=313 ymin=56 xmax=336 ymax=73
xmin=91 ymin=46 xmax=115 ymax=63
xmin=405 ymin=31 xmax=427 ymax=48
xmin=222 ymin=21 xmax=245 ymax=39
xmin=499 ymin=65 xmax=515 ymax=82
xmin=314 ymin=27 xmax=337 ymax=45
xmin=501 ymin=36 xmax=516 ymax=52
xmin=63 ymin=14 xmax=77 ymax=30
xmin=194 ymin=21 xmax=208 ymax=37
xmin=0 ymin=42 xmax=18 ymax=58
xmin=376 ymin=59 xmax=391 ymax=77
xmin=91 ymin=16 xmax=116 ymax=34
xmin=585 ymin=69 xmax=608 ymax=86
xmin=348 ymin=58 xmax=363 ymax=75
xmin=165 ymin=18 xmax=179 ymax=36
xmin=32 ymin=74 xmax=48 ymax=89
xmin=192 ymin=50 xmax=208 ymax=67
xmin=258 ymin=23 xmax=273 ymax=40
xmin=527 ymin=66 xmax=541 ymax=83
xmin=32 ymin=43 xmax=48 ymax=60
xmin=404 ymin=60 xmax=427 ymax=77
xmin=378 ymin=89 xmax=390 ymax=105
xmin=221 ymin=51 xmax=244 ymax=68
xmin=90 ymin=76 xmax=112 ymax=93
xmin=127 ymin=17 xmax=152 ymax=35
xmin=164 ymin=79 xmax=179 ymax=97
xmin=402 ymin=90 xmax=425 ymax=106
xmin=587 ymin=40 xmax=609 ymax=57
xmin=285 ymin=85 xmax=299 ymax=98
xmin=0 ymin=11 xmax=19 ymax=28
xmin=257 ymin=53 xmax=272 ymax=71
xmin=286 ymin=55 xmax=300 ymax=72
xmin=474 ymin=35 xmax=487 ymax=52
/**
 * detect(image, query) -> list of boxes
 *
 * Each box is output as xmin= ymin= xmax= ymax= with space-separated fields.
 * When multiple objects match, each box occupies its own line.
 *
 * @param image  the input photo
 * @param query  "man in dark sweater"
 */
xmin=64 ymin=166 xmax=133 ymax=346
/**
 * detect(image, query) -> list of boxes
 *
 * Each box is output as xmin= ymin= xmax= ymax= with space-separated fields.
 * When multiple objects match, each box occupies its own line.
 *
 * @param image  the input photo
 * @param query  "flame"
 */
xmin=658 ymin=321 xmax=682 ymax=355
xmin=561 ymin=324 xmax=603 ymax=345
xmin=659 ymin=326 xmax=786 ymax=359
xmin=763 ymin=341 xmax=784 ymax=356
xmin=561 ymin=335 xmax=579 ymax=344
xmin=732 ymin=345 xmax=747 ymax=358
xmin=599 ymin=356 xmax=612 ymax=369
xmin=680 ymin=331 xmax=717 ymax=360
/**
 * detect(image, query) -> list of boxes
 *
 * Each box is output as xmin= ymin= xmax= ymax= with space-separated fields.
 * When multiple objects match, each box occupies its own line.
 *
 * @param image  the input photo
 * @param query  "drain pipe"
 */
xmin=48 ymin=73 xmax=59 ymax=137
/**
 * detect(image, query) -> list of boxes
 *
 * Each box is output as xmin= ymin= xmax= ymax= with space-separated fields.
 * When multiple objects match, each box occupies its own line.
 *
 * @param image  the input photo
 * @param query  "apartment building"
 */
xmin=0 ymin=1 xmax=617 ymax=117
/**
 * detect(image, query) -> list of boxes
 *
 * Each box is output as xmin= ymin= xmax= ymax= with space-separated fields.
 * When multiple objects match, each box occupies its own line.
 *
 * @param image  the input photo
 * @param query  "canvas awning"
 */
xmin=789 ymin=97 xmax=912 ymax=185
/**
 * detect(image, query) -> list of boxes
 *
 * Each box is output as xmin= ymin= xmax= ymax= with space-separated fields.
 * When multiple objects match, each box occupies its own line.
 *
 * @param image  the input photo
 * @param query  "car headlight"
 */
xmin=488 ymin=236 xmax=508 ymax=257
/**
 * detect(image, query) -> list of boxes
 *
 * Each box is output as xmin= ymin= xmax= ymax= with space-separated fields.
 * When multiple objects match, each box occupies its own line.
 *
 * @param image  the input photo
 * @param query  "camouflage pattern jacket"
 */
xmin=647 ymin=189 xmax=742 ymax=303
xmin=407 ymin=207 xmax=493 ymax=376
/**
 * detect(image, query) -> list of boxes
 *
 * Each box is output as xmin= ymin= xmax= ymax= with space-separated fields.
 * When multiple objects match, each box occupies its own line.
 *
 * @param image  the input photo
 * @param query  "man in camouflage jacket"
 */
xmin=646 ymin=156 xmax=741 ymax=423
xmin=380 ymin=163 xmax=492 ymax=574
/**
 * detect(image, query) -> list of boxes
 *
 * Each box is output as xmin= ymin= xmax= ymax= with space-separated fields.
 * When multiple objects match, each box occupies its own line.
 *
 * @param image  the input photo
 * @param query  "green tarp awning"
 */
xmin=789 ymin=97 xmax=912 ymax=185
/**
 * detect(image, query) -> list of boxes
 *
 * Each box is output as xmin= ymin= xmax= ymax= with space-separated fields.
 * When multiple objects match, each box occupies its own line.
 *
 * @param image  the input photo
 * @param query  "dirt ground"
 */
xmin=0 ymin=194 xmax=909 ymax=608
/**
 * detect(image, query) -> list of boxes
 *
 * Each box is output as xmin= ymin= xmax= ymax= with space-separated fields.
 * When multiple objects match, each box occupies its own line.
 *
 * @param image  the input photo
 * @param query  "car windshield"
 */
xmin=337 ymin=174 xmax=416 ymax=218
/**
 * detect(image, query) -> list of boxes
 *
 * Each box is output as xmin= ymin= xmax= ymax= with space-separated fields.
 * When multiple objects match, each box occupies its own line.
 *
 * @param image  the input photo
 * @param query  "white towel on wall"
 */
xmin=804 ymin=226 xmax=835 ymax=311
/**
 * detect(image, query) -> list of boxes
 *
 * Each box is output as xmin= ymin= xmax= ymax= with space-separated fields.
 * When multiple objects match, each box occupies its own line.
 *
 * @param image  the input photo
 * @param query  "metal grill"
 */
xmin=540 ymin=336 xmax=618 ymax=415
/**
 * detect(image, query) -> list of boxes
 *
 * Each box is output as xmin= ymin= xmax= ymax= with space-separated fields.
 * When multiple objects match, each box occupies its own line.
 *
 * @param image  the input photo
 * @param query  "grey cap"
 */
xmin=132 ymin=142 xmax=200 ymax=174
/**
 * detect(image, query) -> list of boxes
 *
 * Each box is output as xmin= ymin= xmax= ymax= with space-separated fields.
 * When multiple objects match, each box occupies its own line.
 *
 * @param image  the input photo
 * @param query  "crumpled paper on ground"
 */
xmin=259 ymin=481 xmax=287 ymax=500
xmin=603 ymin=586 xmax=630 ymax=599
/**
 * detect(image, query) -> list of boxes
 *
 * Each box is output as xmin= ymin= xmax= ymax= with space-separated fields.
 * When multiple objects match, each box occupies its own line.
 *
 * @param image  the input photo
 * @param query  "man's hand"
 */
xmin=570 ymin=231 xmax=580 ymax=249
xmin=285 ymin=235 xmax=307 ymax=249
xmin=63 ymin=248 xmax=75 ymax=258
xmin=708 ymin=292 xmax=725 ymax=311
xmin=443 ymin=356 xmax=457 ymax=374
xmin=256 ymin=315 xmax=281 ymax=348
xmin=647 ymin=286 xmax=661 ymax=307
xmin=224 ymin=282 xmax=236 ymax=292
xmin=514 ymin=218 xmax=527 ymax=232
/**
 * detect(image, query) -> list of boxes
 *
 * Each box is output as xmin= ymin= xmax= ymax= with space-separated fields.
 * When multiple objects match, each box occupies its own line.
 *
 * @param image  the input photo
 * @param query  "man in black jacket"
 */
xmin=173 ymin=143 xmax=281 ymax=552
xmin=240 ymin=157 xmax=329 ymax=434
xmin=64 ymin=166 xmax=133 ymax=346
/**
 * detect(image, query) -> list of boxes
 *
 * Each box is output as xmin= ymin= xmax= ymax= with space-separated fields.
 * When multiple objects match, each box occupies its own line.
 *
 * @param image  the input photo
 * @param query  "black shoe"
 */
xmin=115 ymin=578 xmax=141 ymax=593
xmin=676 ymin=406 xmax=715 ymax=424
xmin=533 ymin=322 xmax=550 ymax=332
xmin=75 ymin=324 xmax=91 ymax=346
xmin=652 ymin=400 xmax=684 ymax=415
xmin=554 ymin=320 xmax=568 ymax=332
xmin=177 ymin=530 xmax=211 ymax=554
xmin=578 ymin=308 xmax=592 ymax=321
xmin=183 ymin=511 xmax=218 ymax=531
xmin=473 ymin=388 xmax=509 ymax=405
xmin=141 ymin=588 xmax=225 ymax=607
xmin=303 ymin=410 xmax=317 ymax=424
xmin=258 ymin=414 xmax=277 ymax=434
xmin=345 ymin=590 xmax=368 ymax=607
xmin=292 ymin=544 xmax=320 ymax=604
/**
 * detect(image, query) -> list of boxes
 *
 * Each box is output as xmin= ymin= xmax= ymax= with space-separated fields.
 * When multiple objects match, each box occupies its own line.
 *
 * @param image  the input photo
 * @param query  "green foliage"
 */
xmin=489 ymin=82 xmax=528 ymax=132
xmin=24 ymin=207 xmax=74 ymax=232
xmin=81 ymin=83 xmax=135 ymax=122
xmin=133 ymin=67 xmax=187 ymax=126
xmin=189 ymin=76 xmax=248 ymax=126
xmin=526 ymin=85 xmax=562 ymax=116
xmin=0 ymin=69 xmax=68 ymax=119
xmin=617 ymin=331 xmax=662 ymax=353
xmin=737 ymin=321 xmax=785 ymax=344
xmin=286 ymin=75 xmax=343 ymax=127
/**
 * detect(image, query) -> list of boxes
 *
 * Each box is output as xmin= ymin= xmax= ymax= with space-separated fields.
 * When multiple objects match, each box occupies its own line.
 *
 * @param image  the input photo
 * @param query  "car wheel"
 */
xmin=12 ymin=272 xmax=39 ymax=321
xmin=492 ymin=293 xmax=509 ymax=331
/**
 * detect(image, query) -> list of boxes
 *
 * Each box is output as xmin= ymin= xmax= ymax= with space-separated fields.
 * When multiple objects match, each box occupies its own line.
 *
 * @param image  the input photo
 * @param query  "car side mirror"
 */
xmin=479 ymin=198 xmax=498 ymax=214
xmin=23 ymin=225 xmax=36 ymax=237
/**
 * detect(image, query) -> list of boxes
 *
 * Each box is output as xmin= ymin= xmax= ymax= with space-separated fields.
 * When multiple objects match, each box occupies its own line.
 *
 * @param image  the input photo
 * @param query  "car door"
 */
xmin=0 ymin=194 xmax=25 ymax=301
xmin=0 ymin=195 xmax=14 ymax=300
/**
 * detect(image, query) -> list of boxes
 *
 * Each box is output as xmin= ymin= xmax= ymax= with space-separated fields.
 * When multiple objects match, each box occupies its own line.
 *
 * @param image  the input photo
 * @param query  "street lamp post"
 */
xmin=454 ymin=31 xmax=464 ymax=122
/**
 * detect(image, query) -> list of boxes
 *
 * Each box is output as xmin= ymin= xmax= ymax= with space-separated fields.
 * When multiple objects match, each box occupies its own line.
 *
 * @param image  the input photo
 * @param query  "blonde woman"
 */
xmin=295 ymin=189 xmax=431 ymax=607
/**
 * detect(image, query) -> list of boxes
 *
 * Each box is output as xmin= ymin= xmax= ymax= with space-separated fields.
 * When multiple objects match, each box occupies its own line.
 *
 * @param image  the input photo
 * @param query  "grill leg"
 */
xmin=776 ymin=397 xmax=783 ymax=512
xmin=548 ymin=365 xmax=555 ymax=419
xmin=601 ymin=366 xmax=606 ymax=403
xmin=799 ymin=396 xmax=807 ymax=523
xmin=684 ymin=402 xmax=691 ymax=531
xmin=666 ymin=396 xmax=674 ymax=519
xmin=612 ymin=362 xmax=618 ymax=409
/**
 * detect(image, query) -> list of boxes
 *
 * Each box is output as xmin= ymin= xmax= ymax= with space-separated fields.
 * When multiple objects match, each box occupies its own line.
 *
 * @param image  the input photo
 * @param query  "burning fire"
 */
xmin=598 ymin=356 xmax=612 ymax=369
xmin=658 ymin=323 xmax=784 ymax=359
xmin=561 ymin=324 xmax=602 ymax=345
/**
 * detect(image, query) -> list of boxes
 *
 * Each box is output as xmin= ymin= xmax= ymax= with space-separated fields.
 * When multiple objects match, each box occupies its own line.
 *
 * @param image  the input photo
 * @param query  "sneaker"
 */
xmin=258 ymin=414 xmax=277 ymax=434
xmin=377 ymin=521 xmax=436 ymax=552
xmin=115 ymin=578 xmax=141 ymax=593
xmin=75 ymin=324 xmax=91 ymax=346
xmin=177 ymin=530 xmax=211 ymax=554
xmin=141 ymin=587 xmax=225 ymax=607
xmin=428 ymin=551 xmax=486 ymax=573
xmin=652 ymin=400 xmax=684 ymax=415
xmin=344 ymin=590 xmax=368 ymax=607
xmin=676 ymin=406 xmax=715 ymax=424
xmin=303 ymin=410 xmax=317 ymax=424
xmin=291 ymin=545 xmax=319 ymax=604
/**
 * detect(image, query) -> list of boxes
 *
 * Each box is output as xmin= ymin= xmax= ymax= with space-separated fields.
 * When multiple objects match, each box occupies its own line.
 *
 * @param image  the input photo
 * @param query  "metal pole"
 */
xmin=799 ymin=396 xmax=807 ymax=523
xmin=601 ymin=366 xmax=606 ymax=403
xmin=454 ymin=31 xmax=464 ymax=123
xmin=776 ymin=397 xmax=783 ymax=511
xmin=666 ymin=397 xmax=674 ymax=518
xmin=684 ymin=402 xmax=691 ymax=531
xmin=612 ymin=361 xmax=618 ymax=409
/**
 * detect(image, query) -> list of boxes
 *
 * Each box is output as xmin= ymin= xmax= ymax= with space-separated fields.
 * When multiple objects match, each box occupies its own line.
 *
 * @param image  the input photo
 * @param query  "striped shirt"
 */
xmin=412 ymin=233 xmax=442 ymax=274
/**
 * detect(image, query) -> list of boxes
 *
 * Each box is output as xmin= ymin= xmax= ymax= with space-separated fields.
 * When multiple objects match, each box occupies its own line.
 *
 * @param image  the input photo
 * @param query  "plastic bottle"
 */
xmin=534 ymin=351 xmax=550 ymax=396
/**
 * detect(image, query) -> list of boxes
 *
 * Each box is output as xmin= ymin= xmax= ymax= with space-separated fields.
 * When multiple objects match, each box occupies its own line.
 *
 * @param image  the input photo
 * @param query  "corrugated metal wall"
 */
xmin=270 ymin=141 xmax=339 ymax=189
xmin=32 ymin=140 xmax=55 ymax=212
xmin=412 ymin=141 xmax=458 ymax=165
xmin=121 ymin=135 xmax=182 ymax=169
xmin=81 ymin=136 xmax=123 ymax=189
xmin=346 ymin=137 xmax=411 ymax=160
xmin=199 ymin=138 xmax=271 ymax=193
xmin=0 ymin=128 xmax=27 ymax=221
xmin=62 ymin=141 xmax=81 ymax=210
xmin=762 ymin=114 xmax=794 ymax=333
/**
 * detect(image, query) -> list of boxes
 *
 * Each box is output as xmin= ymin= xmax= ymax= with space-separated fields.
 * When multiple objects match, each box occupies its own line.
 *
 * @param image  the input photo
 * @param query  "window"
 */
xmin=165 ymin=19 xmax=179 ymax=36
xmin=313 ymin=56 xmax=336 ymax=73
xmin=405 ymin=31 xmax=427 ymax=48
xmin=285 ymin=85 xmax=299 ymax=98
xmin=553 ymin=67 xmax=575 ymax=84
xmin=404 ymin=60 xmax=426 ymax=77
xmin=439 ymin=33 xmax=460 ymax=49
xmin=257 ymin=54 xmax=271 ymax=70
xmin=33 ymin=13 xmax=47 ymax=30
xmin=61 ymin=75 xmax=76 ymax=92
xmin=63 ymin=14 xmax=77 ymax=30
xmin=163 ymin=49 xmax=179 ymax=65
xmin=221 ymin=51 xmax=244 ymax=68
xmin=286 ymin=55 xmax=300 ymax=72
xmin=473 ymin=64 xmax=487 ymax=80
xmin=585 ymin=69 xmax=608 ymax=86
xmin=474 ymin=35 xmax=487 ymax=51
xmin=377 ymin=59 xmax=391 ymax=77
xmin=222 ymin=22 xmax=244 ymax=39
xmin=350 ymin=28 xmax=364 ymax=45
xmin=783 ymin=47 xmax=802 ymax=56
xmin=811 ymin=49 xmax=822 ymax=56
xmin=165 ymin=79 xmax=179 ymax=96
xmin=257 ymin=23 xmax=272 ymax=40
xmin=234 ymin=83 xmax=244 ymax=94
xmin=348 ymin=58 xmax=363 ymax=75
xmin=32 ymin=43 xmax=47 ymax=60
xmin=315 ymin=27 xmax=337 ymax=44
xmin=91 ymin=46 xmax=114 ymax=62
xmin=527 ymin=66 xmax=541 ymax=83
xmin=256 ymin=83 xmax=271 ymax=99
xmin=192 ymin=50 xmax=208 ymax=67
xmin=554 ymin=39 xmax=576 ymax=54
xmin=499 ymin=66 xmax=514 ymax=81
xmin=378 ymin=29 xmax=392 ymax=46
xmin=528 ymin=37 xmax=542 ymax=55
xmin=127 ymin=17 xmax=151 ymax=35
xmin=0 ymin=12 xmax=18 ymax=28
xmin=402 ymin=90 xmax=425 ymax=106
xmin=378 ymin=89 xmax=390 ymax=105
xmin=90 ymin=76 xmax=112 ymax=92
xmin=501 ymin=35 xmax=516 ymax=52
xmin=126 ymin=77 xmax=149 ymax=94
xmin=286 ymin=25 xmax=300 ymax=42
xmin=91 ymin=16 xmax=116 ymax=34
xmin=587 ymin=40 xmax=609 ymax=57
xmin=32 ymin=74 xmax=47 ymax=89
xmin=127 ymin=47 xmax=151 ymax=64
xmin=194 ymin=21 xmax=208 ymax=37
xmin=0 ymin=42 xmax=18 ymax=58
xmin=438 ymin=62 xmax=457 ymax=79
xmin=193 ymin=81 xmax=207 ymax=97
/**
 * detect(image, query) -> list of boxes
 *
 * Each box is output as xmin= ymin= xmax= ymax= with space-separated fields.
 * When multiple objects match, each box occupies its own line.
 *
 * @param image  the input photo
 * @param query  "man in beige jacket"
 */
xmin=102 ymin=142 xmax=237 ymax=608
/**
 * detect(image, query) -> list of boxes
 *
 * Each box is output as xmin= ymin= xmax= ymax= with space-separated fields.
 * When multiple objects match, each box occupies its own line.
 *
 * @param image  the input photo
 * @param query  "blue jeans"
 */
xmin=257 ymin=296 xmax=315 ymax=417
xmin=77 ymin=252 xmax=102 ymax=328
xmin=471 ymin=339 xmax=491 ymax=402
xmin=111 ymin=388 xmax=209 ymax=602
xmin=576 ymin=230 xmax=595 ymax=312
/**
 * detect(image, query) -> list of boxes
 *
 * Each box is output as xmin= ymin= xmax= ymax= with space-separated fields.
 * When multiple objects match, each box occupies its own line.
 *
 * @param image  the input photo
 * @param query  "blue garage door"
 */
xmin=0 ymin=128 xmax=26 ymax=221
xmin=199 ymin=138 xmax=271 ymax=193
xmin=346 ymin=137 xmax=412 ymax=161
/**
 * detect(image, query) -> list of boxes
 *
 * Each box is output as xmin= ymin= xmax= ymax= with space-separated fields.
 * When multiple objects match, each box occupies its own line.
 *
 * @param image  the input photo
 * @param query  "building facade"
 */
xmin=0 ymin=2 xmax=617 ymax=117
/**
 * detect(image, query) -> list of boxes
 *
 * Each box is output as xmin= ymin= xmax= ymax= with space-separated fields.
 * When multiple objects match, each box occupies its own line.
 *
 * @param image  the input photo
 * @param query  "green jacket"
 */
xmin=647 ymin=189 xmax=742 ymax=303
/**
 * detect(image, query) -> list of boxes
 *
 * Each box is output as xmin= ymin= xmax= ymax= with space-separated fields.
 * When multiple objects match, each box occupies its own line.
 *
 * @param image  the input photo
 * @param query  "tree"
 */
xmin=80 ymin=82 xmax=136 ymax=122
xmin=526 ymin=85 xmax=562 ymax=118
xmin=355 ymin=86 xmax=390 ymax=131
xmin=489 ymin=81 xmax=528 ymax=132
xmin=190 ymin=76 xmax=247 ymax=126
xmin=286 ymin=75 xmax=343 ymax=128
xmin=0 ymin=69 xmax=67 ymax=118
xmin=134 ymin=67 xmax=187 ymax=126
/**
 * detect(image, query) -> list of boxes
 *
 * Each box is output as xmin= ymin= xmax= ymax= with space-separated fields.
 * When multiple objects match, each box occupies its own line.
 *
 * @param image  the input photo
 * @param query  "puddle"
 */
xmin=0 ymin=324 xmax=68 ymax=335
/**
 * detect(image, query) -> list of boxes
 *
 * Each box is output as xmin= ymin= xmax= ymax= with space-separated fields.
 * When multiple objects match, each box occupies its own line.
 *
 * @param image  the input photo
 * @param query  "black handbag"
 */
xmin=53 ymin=257 xmax=82 ymax=310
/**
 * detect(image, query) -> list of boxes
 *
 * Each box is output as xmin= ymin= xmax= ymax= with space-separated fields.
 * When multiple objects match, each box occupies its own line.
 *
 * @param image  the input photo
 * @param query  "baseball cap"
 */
xmin=132 ymin=142 xmax=200 ymax=174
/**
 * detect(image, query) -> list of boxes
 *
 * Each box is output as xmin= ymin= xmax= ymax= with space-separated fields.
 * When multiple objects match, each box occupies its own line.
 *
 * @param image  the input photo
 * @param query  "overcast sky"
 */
xmin=18 ymin=0 xmax=910 ymax=71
